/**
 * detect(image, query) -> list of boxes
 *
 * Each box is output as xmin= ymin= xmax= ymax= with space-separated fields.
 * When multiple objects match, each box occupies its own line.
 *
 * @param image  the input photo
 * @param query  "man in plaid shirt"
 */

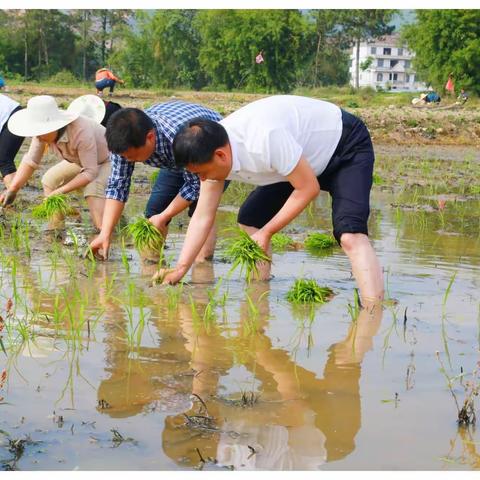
xmin=89 ymin=100 xmax=222 ymax=260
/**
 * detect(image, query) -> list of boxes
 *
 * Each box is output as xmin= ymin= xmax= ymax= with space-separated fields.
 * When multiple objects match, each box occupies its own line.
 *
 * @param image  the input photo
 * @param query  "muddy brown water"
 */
xmin=1 ymin=159 xmax=480 ymax=470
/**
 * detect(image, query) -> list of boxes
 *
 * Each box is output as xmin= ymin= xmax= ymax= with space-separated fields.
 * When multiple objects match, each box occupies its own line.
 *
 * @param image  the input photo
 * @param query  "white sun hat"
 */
xmin=8 ymin=95 xmax=79 ymax=137
xmin=67 ymin=94 xmax=106 ymax=124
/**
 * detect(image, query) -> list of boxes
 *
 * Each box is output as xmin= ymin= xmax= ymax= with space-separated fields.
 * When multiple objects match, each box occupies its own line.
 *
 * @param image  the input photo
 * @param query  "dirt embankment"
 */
xmin=6 ymin=85 xmax=480 ymax=147
xmin=353 ymin=105 xmax=480 ymax=146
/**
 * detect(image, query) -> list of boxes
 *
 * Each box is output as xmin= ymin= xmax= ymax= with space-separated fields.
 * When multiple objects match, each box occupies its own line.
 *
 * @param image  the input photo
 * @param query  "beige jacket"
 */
xmin=21 ymin=116 xmax=109 ymax=182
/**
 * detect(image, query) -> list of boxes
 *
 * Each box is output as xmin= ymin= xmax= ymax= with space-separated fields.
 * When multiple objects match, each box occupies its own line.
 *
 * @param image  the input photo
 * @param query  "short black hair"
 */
xmin=173 ymin=118 xmax=229 ymax=168
xmin=105 ymin=108 xmax=154 ymax=153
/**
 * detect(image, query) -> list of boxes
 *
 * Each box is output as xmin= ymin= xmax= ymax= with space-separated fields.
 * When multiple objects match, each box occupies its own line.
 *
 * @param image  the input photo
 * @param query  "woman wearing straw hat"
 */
xmin=0 ymin=94 xmax=111 ymax=228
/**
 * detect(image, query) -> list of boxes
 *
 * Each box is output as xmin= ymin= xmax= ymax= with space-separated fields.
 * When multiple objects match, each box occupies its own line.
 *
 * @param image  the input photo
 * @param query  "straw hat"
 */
xmin=8 ymin=95 xmax=79 ymax=137
xmin=67 ymin=94 xmax=106 ymax=124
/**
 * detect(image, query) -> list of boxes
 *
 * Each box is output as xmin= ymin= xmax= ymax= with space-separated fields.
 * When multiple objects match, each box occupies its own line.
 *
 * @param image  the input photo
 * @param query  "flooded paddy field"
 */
xmin=0 ymin=149 xmax=479 ymax=471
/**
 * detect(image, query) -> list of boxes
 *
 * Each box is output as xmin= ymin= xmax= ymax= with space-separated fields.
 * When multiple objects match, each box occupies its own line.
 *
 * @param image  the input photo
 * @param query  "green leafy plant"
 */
xmin=286 ymin=279 xmax=333 ymax=304
xmin=271 ymin=232 xmax=294 ymax=252
xmin=224 ymin=228 xmax=270 ymax=282
xmin=304 ymin=232 xmax=336 ymax=252
xmin=123 ymin=217 xmax=164 ymax=254
xmin=32 ymin=194 xmax=73 ymax=220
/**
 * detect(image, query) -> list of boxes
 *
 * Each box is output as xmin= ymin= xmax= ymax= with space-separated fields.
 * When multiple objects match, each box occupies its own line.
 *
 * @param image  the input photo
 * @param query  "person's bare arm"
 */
xmin=250 ymin=156 xmax=320 ymax=252
xmin=89 ymin=199 xmax=125 ymax=259
xmin=155 ymin=180 xmax=225 ymax=284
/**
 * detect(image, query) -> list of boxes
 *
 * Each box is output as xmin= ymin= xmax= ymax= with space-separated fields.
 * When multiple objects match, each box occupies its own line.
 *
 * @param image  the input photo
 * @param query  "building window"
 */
xmin=377 ymin=59 xmax=384 ymax=67
xmin=393 ymin=73 xmax=398 ymax=81
xmin=383 ymin=48 xmax=391 ymax=55
xmin=404 ymin=60 xmax=411 ymax=68
xmin=397 ymin=48 xmax=403 ymax=56
xmin=371 ymin=47 xmax=377 ymax=54
xmin=405 ymin=73 xmax=410 ymax=83
xmin=390 ymin=60 xmax=399 ymax=68
xmin=377 ymin=73 xmax=383 ymax=82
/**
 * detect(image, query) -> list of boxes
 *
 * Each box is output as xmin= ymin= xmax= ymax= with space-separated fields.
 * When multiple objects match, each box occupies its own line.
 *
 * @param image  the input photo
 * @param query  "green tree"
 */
xmin=402 ymin=10 xmax=480 ymax=95
xmin=196 ymin=10 xmax=309 ymax=92
xmin=299 ymin=10 xmax=350 ymax=87
xmin=341 ymin=9 xmax=397 ymax=89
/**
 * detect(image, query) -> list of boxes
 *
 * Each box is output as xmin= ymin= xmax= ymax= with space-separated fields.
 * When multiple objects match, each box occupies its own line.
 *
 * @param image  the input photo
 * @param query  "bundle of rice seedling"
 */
xmin=224 ymin=228 xmax=271 ymax=282
xmin=124 ymin=217 xmax=164 ymax=261
xmin=286 ymin=279 xmax=334 ymax=304
xmin=271 ymin=232 xmax=295 ymax=252
xmin=32 ymin=194 xmax=73 ymax=220
xmin=304 ymin=232 xmax=336 ymax=252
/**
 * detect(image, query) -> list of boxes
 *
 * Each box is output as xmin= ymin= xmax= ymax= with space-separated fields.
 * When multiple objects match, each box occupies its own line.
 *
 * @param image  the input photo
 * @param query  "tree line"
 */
xmin=1 ymin=10 xmax=478 ymax=95
xmin=0 ymin=9 xmax=398 ymax=92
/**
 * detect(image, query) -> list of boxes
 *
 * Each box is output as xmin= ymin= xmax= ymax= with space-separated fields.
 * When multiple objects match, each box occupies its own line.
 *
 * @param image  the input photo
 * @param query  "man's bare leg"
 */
xmin=340 ymin=232 xmax=384 ymax=304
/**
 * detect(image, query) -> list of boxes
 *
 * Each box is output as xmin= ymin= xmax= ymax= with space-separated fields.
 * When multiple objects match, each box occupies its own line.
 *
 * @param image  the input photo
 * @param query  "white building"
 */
xmin=349 ymin=33 xmax=426 ymax=91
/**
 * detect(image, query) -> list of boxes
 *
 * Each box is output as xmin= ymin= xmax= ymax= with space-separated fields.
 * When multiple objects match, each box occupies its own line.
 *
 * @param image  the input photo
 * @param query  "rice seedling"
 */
xmin=123 ymin=217 xmax=164 ymax=262
xmin=271 ymin=232 xmax=294 ymax=252
xmin=166 ymin=284 xmax=183 ymax=312
xmin=120 ymin=238 xmax=130 ymax=274
xmin=120 ymin=281 xmax=150 ymax=350
xmin=286 ymin=279 xmax=333 ymax=304
xmin=242 ymin=292 xmax=261 ymax=336
xmin=290 ymin=306 xmax=316 ymax=359
xmin=443 ymin=271 xmax=457 ymax=309
xmin=206 ymin=278 xmax=228 ymax=310
xmin=31 ymin=194 xmax=73 ymax=220
xmin=304 ymin=232 xmax=336 ymax=252
xmin=224 ymin=228 xmax=270 ymax=282
xmin=66 ymin=229 xmax=80 ymax=257
xmin=150 ymin=169 xmax=160 ymax=186
xmin=347 ymin=288 xmax=362 ymax=321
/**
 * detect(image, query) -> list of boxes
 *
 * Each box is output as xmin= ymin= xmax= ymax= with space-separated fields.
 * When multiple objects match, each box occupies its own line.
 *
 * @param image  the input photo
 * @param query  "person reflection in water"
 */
xmin=161 ymin=285 xmax=383 ymax=470
xmin=95 ymin=261 xmax=233 ymax=418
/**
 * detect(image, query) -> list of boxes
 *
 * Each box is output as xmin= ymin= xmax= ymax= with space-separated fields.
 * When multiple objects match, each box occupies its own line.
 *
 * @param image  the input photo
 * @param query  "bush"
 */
xmin=48 ymin=70 xmax=78 ymax=85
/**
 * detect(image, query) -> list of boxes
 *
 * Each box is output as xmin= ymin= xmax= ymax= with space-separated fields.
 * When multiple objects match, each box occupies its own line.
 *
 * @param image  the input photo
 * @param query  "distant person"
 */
xmin=0 ymin=78 xmax=25 ymax=188
xmin=457 ymin=88 xmax=468 ymax=105
xmin=1 ymin=95 xmax=111 ymax=228
xmin=95 ymin=67 xmax=124 ymax=96
xmin=425 ymin=91 xmax=441 ymax=103
xmin=445 ymin=72 xmax=455 ymax=96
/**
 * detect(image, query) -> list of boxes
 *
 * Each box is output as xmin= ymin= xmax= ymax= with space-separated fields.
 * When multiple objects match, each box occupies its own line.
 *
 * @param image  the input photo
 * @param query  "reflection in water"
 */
xmin=3 ymin=184 xmax=479 ymax=470
xmin=159 ymin=281 xmax=383 ymax=470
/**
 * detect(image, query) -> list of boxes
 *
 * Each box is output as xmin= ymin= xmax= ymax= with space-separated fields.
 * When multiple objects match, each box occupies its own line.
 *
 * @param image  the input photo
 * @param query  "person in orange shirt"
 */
xmin=95 ymin=67 xmax=124 ymax=96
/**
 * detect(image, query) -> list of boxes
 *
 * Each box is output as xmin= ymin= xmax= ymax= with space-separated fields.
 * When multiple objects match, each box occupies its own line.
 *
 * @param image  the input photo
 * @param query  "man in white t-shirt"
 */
xmin=159 ymin=95 xmax=383 ymax=303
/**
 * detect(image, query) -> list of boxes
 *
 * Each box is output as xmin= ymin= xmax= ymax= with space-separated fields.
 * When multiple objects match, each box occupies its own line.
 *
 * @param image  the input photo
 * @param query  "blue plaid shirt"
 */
xmin=105 ymin=101 xmax=222 ymax=203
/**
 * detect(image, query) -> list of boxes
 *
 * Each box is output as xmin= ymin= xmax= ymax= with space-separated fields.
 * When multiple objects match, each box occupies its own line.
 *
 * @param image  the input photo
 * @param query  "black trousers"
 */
xmin=237 ymin=109 xmax=375 ymax=244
